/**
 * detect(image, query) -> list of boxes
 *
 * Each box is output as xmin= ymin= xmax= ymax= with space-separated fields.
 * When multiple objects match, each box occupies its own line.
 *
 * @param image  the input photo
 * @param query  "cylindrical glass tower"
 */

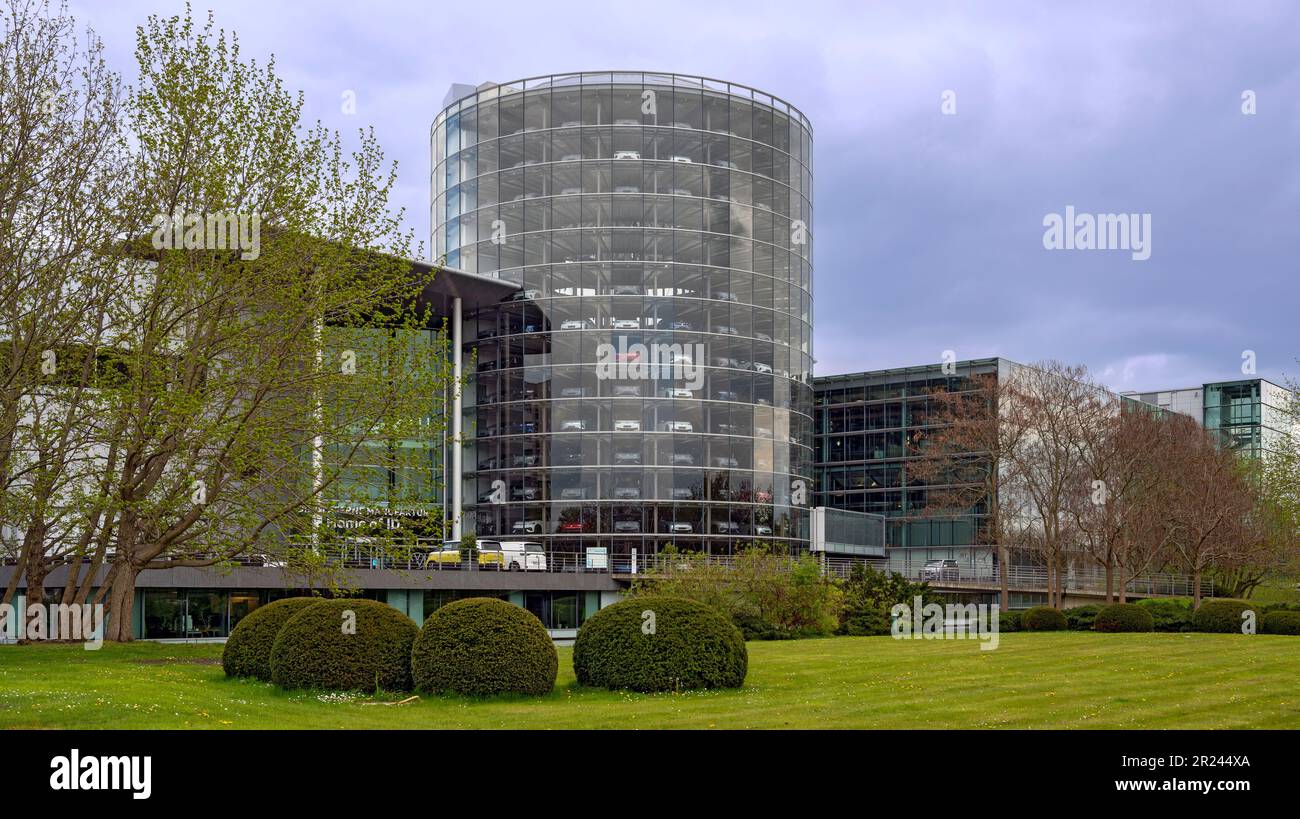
xmin=432 ymin=72 xmax=813 ymax=558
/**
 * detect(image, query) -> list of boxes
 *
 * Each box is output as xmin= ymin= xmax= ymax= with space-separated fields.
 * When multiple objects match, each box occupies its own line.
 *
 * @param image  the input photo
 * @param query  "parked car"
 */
xmin=669 ymin=154 xmax=692 ymax=163
xmin=612 ymin=519 xmax=642 ymax=533
xmin=614 ymin=419 xmax=641 ymax=432
xmin=662 ymin=420 xmax=693 ymax=432
xmin=614 ymin=150 xmax=641 ymax=160
xmin=511 ymin=520 xmax=544 ymax=535
xmin=560 ymin=419 xmax=588 ymax=431
xmin=499 ymin=541 xmax=547 ymax=571
xmin=612 ymin=384 xmax=642 ymax=397
xmin=713 ymin=521 xmax=740 ymax=534
xmin=662 ymin=521 xmax=694 ymax=534
xmin=922 ymin=559 xmax=960 ymax=581
xmin=611 ymin=318 xmax=640 ymax=330
xmin=426 ymin=539 xmax=504 ymax=570
xmin=662 ymin=387 xmax=693 ymax=398
xmin=560 ymin=318 xmax=595 ymax=330
xmin=754 ymin=525 xmax=773 ymax=536
xmin=613 ymin=486 xmax=641 ymax=500
xmin=614 ymin=450 xmax=642 ymax=464
xmin=559 ymin=386 xmax=589 ymax=398
xmin=559 ymin=487 xmax=587 ymax=500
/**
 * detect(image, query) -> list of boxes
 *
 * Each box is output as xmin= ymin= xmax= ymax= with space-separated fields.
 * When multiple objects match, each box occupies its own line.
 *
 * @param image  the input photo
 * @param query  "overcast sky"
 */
xmin=69 ymin=0 xmax=1300 ymax=391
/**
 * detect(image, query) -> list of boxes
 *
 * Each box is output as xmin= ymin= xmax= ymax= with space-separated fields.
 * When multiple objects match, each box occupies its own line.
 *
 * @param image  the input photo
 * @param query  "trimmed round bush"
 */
xmin=411 ymin=598 xmax=557 ymax=696
xmin=1134 ymin=598 xmax=1193 ymax=632
xmin=1261 ymin=611 xmax=1300 ymax=635
xmin=998 ymin=609 xmax=1021 ymax=632
xmin=1191 ymin=600 xmax=1259 ymax=634
xmin=222 ymin=597 xmax=320 ymax=681
xmin=1093 ymin=603 xmax=1154 ymax=633
xmin=1021 ymin=606 xmax=1067 ymax=631
xmin=1065 ymin=604 xmax=1103 ymax=631
xmin=574 ymin=597 xmax=747 ymax=692
xmin=269 ymin=599 xmax=418 ymax=692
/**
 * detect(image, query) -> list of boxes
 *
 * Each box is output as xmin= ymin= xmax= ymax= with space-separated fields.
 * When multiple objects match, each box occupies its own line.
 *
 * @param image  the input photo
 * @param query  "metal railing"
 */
xmin=8 ymin=540 xmax=1210 ymax=597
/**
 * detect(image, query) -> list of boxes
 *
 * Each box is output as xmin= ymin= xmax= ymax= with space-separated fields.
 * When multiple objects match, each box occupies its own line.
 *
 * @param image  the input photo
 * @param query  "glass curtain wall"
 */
xmin=432 ymin=73 xmax=814 ymax=560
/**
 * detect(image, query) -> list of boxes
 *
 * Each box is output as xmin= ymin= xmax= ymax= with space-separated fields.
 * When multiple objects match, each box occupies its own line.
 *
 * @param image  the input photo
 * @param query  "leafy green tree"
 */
xmin=3 ymin=6 xmax=453 ymax=640
xmin=838 ymin=563 xmax=939 ymax=636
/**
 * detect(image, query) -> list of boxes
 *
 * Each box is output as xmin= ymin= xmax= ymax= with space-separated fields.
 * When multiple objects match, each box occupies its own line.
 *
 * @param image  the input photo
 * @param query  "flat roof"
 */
xmin=410 ymin=260 xmax=520 ymax=317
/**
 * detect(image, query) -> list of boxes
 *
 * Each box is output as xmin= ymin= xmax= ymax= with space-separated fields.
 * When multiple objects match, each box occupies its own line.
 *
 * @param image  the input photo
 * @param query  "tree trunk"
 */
xmin=1046 ymin=559 xmax=1055 ymax=608
xmin=1117 ymin=563 xmax=1128 ymax=603
xmin=23 ymin=565 xmax=45 ymax=611
xmin=1105 ymin=556 xmax=1114 ymax=603
xmin=1192 ymin=568 xmax=1203 ymax=609
xmin=104 ymin=560 xmax=139 ymax=642
xmin=998 ymin=543 xmax=1009 ymax=612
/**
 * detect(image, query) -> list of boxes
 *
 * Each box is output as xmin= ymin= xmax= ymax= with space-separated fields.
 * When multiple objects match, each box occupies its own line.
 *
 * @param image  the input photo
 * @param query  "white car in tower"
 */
xmin=499 ymin=541 xmax=547 ymax=571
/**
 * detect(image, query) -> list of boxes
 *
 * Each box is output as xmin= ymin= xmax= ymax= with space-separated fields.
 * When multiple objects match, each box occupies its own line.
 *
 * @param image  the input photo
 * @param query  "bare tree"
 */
xmin=1162 ymin=419 xmax=1257 ymax=608
xmin=999 ymin=361 xmax=1099 ymax=608
xmin=1069 ymin=401 xmax=1173 ymax=601
xmin=909 ymin=372 xmax=1029 ymax=612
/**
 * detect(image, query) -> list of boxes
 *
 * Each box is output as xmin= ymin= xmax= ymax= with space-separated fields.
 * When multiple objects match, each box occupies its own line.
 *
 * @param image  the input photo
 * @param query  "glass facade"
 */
xmin=1201 ymin=379 xmax=1291 ymax=458
xmin=432 ymin=73 xmax=814 ymax=557
xmin=319 ymin=325 xmax=446 ymax=543
xmin=136 ymin=589 xmax=311 ymax=639
xmin=813 ymin=359 xmax=1001 ymax=548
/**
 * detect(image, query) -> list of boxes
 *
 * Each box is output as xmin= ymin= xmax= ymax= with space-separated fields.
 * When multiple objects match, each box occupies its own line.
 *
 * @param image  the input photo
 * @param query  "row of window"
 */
xmin=437 ymin=133 xmax=812 ymax=193
xmin=472 ymin=504 xmax=809 ymax=538
xmin=441 ymin=197 xmax=811 ymax=254
xmin=436 ymin=84 xmax=811 ymax=166
xmin=451 ymin=232 xmax=812 ymax=283
xmin=474 ymin=278 xmax=811 ymax=319
xmin=132 ymin=588 xmax=601 ymax=637
xmin=813 ymin=371 xmax=997 ymax=405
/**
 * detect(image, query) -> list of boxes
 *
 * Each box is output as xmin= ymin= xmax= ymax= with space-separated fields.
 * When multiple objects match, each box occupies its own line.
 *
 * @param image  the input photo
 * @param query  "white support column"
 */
xmin=451 ymin=296 xmax=463 ymax=542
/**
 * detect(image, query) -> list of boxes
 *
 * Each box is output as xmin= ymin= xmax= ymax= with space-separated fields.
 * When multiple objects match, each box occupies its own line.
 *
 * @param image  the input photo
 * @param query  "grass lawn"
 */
xmin=1 ymin=632 xmax=1298 ymax=729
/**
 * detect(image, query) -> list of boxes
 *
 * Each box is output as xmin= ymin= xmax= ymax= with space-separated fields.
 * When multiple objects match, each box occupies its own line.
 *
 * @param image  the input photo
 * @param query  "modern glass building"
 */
xmin=813 ymin=358 xmax=1005 ymax=560
xmin=432 ymin=72 xmax=816 ymax=558
xmin=1124 ymin=377 xmax=1296 ymax=459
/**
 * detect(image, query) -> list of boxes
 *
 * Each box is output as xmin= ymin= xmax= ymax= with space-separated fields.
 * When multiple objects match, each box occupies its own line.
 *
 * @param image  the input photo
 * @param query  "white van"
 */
xmin=498 ymin=541 xmax=547 ymax=571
